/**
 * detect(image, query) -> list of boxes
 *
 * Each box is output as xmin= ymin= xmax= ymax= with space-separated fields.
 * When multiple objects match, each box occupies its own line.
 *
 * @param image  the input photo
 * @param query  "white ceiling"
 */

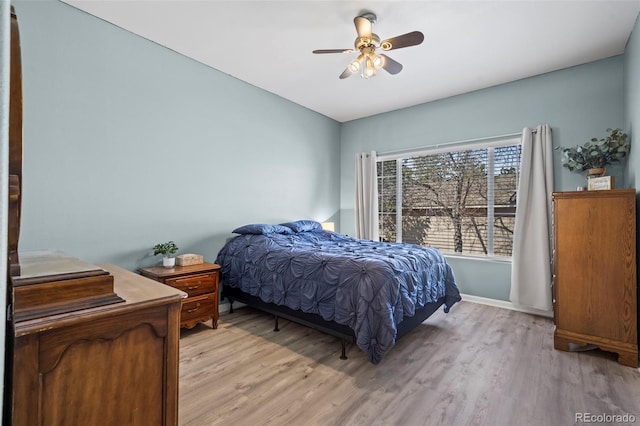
xmin=62 ymin=0 xmax=640 ymax=122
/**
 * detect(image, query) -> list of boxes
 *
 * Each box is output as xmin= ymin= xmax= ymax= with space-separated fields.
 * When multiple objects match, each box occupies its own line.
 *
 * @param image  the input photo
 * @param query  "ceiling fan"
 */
xmin=312 ymin=12 xmax=424 ymax=79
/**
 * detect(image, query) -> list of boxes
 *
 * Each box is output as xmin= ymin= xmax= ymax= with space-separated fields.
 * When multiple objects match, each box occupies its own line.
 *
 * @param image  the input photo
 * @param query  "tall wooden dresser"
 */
xmin=552 ymin=189 xmax=638 ymax=367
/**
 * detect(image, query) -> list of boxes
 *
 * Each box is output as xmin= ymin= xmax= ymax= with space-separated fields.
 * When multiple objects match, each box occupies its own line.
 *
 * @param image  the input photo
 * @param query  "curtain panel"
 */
xmin=510 ymin=125 xmax=554 ymax=312
xmin=354 ymin=151 xmax=379 ymax=241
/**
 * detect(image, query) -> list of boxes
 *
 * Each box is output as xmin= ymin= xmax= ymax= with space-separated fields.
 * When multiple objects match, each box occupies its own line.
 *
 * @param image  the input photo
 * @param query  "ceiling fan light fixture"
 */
xmin=372 ymin=54 xmax=384 ymax=69
xmin=362 ymin=56 xmax=376 ymax=79
xmin=349 ymin=53 xmax=364 ymax=73
xmin=313 ymin=12 xmax=424 ymax=80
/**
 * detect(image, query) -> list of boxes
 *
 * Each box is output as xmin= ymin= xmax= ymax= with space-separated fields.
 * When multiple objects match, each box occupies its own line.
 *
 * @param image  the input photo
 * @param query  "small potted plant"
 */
xmin=153 ymin=241 xmax=179 ymax=268
xmin=557 ymin=128 xmax=630 ymax=179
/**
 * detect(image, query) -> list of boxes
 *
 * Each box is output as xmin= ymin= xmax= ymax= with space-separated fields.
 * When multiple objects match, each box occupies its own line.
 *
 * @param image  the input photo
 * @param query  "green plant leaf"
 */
xmin=556 ymin=128 xmax=629 ymax=175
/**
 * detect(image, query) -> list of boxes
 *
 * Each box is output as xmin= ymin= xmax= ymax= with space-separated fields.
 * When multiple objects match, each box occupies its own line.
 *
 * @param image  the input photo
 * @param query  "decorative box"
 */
xmin=176 ymin=253 xmax=204 ymax=266
xmin=587 ymin=176 xmax=615 ymax=191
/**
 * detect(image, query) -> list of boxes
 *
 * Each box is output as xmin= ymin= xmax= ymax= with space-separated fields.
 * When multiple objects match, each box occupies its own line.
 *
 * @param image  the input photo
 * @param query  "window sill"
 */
xmin=443 ymin=254 xmax=512 ymax=264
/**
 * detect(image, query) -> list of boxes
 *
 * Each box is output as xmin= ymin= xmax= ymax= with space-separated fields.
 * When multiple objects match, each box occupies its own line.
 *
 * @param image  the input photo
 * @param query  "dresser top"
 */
xmin=12 ymin=250 xmax=108 ymax=286
xmin=139 ymin=262 xmax=220 ymax=279
xmin=552 ymin=188 xmax=635 ymax=199
xmin=15 ymin=264 xmax=185 ymax=336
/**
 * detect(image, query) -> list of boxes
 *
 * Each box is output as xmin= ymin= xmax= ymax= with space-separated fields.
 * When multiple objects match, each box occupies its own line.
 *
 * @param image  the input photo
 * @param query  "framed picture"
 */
xmin=587 ymin=176 xmax=615 ymax=191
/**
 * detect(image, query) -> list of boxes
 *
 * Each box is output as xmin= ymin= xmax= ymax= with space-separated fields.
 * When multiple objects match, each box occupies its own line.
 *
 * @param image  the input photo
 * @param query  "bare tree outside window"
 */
xmin=378 ymin=141 xmax=522 ymax=257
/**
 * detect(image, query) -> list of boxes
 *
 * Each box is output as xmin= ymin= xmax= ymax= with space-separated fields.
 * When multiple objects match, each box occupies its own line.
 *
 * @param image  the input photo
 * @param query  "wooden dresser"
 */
xmin=12 ymin=264 xmax=185 ymax=426
xmin=552 ymin=189 xmax=638 ymax=367
xmin=139 ymin=262 xmax=221 ymax=329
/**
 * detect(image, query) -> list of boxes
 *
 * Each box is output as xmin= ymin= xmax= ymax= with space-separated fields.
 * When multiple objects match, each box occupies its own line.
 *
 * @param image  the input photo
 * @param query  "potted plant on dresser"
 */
xmin=556 ymin=128 xmax=630 ymax=187
xmin=153 ymin=241 xmax=179 ymax=268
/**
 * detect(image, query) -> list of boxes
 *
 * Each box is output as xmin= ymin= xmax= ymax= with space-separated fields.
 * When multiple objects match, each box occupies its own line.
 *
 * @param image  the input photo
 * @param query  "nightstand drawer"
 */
xmin=166 ymin=273 xmax=215 ymax=297
xmin=181 ymin=294 xmax=216 ymax=324
xmin=138 ymin=262 xmax=220 ymax=329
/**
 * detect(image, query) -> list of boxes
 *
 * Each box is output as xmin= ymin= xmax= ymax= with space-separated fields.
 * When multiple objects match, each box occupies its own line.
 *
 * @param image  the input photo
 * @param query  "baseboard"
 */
xmin=460 ymin=293 xmax=553 ymax=318
xmin=219 ymin=301 xmax=245 ymax=314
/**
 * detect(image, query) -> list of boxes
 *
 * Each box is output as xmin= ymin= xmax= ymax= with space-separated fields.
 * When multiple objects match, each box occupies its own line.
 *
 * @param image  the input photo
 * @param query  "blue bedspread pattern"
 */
xmin=216 ymin=230 xmax=461 ymax=363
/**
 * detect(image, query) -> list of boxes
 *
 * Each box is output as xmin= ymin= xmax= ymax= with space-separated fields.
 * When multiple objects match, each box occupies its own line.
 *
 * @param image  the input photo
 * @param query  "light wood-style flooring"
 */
xmin=179 ymin=301 xmax=640 ymax=426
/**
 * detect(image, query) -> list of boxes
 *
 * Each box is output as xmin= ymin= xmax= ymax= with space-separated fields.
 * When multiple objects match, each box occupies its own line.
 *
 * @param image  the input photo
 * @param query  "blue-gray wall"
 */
xmin=340 ymin=57 xmax=625 ymax=301
xmin=13 ymin=0 xmax=341 ymax=271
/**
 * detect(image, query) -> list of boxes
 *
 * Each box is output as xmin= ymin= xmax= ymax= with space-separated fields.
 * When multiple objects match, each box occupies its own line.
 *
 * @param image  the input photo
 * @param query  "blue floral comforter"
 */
xmin=216 ymin=230 xmax=460 ymax=363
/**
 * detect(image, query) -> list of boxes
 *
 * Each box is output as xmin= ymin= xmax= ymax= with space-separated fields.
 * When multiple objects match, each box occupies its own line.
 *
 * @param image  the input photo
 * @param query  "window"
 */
xmin=377 ymin=138 xmax=522 ymax=257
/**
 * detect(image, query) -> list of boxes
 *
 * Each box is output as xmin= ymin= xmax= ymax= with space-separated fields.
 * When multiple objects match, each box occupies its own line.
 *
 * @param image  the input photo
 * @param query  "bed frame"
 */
xmin=223 ymin=286 xmax=446 ymax=360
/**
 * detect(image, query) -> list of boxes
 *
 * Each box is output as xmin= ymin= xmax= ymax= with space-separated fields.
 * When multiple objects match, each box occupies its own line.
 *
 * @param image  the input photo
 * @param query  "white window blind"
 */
xmin=377 ymin=138 xmax=522 ymax=257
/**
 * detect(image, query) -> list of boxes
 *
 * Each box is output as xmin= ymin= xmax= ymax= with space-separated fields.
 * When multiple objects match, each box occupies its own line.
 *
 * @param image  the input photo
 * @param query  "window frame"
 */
xmin=377 ymin=136 xmax=522 ymax=260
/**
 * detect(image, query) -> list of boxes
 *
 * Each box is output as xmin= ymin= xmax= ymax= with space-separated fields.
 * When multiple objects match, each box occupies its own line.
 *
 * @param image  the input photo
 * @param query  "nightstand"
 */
xmin=139 ymin=262 xmax=221 ymax=329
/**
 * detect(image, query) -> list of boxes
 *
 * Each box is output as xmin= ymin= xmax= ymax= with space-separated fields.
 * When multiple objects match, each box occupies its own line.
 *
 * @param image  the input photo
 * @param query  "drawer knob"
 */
xmin=186 ymin=303 xmax=201 ymax=313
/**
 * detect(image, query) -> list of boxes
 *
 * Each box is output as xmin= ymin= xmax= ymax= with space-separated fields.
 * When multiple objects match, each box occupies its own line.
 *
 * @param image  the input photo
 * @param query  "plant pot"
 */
xmin=586 ymin=167 xmax=606 ymax=179
xmin=163 ymin=256 xmax=176 ymax=269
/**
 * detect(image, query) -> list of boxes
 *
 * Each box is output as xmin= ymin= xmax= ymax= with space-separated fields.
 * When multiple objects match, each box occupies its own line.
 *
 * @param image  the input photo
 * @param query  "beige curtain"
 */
xmin=510 ymin=125 xmax=554 ymax=312
xmin=354 ymin=151 xmax=379 ymax=241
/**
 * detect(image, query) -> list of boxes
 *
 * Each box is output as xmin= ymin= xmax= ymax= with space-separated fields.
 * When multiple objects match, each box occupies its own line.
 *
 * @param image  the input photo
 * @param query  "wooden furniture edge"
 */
xmin=552 ymin=188 xmax=636 ymax=198
xmin=15 ymin=264 xmax=185 ymax=336
xmin=555 ymin=328 xmax=638 ymax=368
xmin=138 ymin=262 xmax=221 ymax=279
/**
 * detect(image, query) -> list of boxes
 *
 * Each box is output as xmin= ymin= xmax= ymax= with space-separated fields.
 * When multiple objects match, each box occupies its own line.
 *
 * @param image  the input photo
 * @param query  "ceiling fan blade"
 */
xmin=339 ymin=67 xmax=356 ymax=79
xmin=313 ymin=49 xmax=355 ymax=54
xmin=380 ymin=31 xmax=424 ymax=51
xmin=379 ymin=54 xmax=403 ymax=75
xmin=354 ymin=16 xmax=372 ymax=38
xmin=339 ymin=54 xmax=363 ymax=79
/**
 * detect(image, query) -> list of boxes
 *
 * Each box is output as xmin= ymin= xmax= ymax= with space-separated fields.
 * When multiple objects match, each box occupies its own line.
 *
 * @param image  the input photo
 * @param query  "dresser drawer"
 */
xmin=181 ymin=294 xmax=216 ymax=324
xmin=138 ymin=262 xmax=220 ymax=329
xmin=166 ymin=273 xmax=215 ymax=297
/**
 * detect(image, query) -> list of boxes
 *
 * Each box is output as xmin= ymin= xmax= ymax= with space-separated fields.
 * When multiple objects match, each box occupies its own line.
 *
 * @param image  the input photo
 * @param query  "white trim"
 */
xmin=486 ymin=146 xmax=495 ymax=254
xmin=443 ymin=253 xmax=512 ymax=264
xmin=460 ymin=293 xmax=553 ymax=318
xmin=395 ymin=160 xmax=402 ymax=241
xmin=219 ymin=301 xmax=245 ymax=313
xmin=378 ymin=136 xmax=522 ymax=161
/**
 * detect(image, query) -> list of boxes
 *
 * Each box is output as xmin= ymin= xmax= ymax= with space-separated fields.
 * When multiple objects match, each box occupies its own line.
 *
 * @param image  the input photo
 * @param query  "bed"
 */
xmin=216 ymin=220 xmax=461 ymax=364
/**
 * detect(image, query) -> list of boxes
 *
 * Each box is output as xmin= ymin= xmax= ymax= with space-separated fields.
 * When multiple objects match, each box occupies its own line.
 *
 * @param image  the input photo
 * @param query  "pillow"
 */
xmin=280 ymin=220 xmax=323 ymax=233
xmin=232 ymin=223 xmax=293 ymax=235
